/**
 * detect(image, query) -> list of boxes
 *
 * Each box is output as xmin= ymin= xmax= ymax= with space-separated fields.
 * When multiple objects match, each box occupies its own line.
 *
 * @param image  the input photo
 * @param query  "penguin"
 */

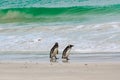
xmin=62 ymin=44 xmax=74 ymax=60
xmin=50 ymin=42 xmax=59 ymax=60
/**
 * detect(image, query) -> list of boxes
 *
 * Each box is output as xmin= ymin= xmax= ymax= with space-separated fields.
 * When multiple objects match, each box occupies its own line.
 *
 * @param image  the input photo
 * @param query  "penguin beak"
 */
xmin=71 ymin=45 xmax=74 ymax=47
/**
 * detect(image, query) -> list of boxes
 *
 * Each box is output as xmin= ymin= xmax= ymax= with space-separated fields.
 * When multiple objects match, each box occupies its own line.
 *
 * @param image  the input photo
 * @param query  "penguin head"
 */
xmin=55 ymin=42 xmax=59 ymax=47
xmin=69 ymin=44 xmax=74 ymax=48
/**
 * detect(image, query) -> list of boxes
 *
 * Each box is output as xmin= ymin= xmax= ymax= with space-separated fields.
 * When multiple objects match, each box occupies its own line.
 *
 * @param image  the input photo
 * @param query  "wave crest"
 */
xmin=0 ymin=4 xmax=120 ymax=23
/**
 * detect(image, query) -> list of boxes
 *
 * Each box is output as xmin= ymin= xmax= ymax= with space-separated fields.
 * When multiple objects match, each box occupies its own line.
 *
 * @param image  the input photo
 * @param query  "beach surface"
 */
xmin=0 ymin=62 xmax=120 ymax=80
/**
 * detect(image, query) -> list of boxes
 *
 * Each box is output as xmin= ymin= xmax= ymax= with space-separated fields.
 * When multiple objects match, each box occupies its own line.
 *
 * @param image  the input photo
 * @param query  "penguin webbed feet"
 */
xmin=66 ymin=58 xmax=70 ymax=60
xmin=62 ymin=57 xmax=70 ymax=60
xmin=55 ymin=56 xmax=59 ymax=59
xmin=55 ymin=57 xmax=59 ymax=59
xmin=50 ymin=57 xmax=58 ymax=62
xmin=50 ymin=56 xmax=59 ymax=62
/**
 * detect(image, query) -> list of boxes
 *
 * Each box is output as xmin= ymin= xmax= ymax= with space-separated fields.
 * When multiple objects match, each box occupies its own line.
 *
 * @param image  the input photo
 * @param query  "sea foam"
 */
xmin=0 ymin=22 xmax=120 ymax=52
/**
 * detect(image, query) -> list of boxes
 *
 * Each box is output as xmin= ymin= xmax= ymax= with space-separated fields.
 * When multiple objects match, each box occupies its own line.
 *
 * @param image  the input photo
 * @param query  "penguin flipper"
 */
xmin=62 ymin=54 xmax=66 ymax=59
xmin=50 ymin=49 xmax=52 ymax=58
xmin=57 ymin=50 xmax=58 ymax=54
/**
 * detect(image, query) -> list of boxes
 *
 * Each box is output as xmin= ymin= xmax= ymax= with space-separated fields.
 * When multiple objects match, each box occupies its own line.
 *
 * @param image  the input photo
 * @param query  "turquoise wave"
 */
xmin=0 ymin=4 xmax=120 ymax=23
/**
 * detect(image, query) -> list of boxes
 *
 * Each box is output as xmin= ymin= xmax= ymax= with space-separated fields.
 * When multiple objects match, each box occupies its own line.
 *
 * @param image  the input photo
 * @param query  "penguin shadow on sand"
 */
xmin=49 ymin=42 xmax=74 ymax=63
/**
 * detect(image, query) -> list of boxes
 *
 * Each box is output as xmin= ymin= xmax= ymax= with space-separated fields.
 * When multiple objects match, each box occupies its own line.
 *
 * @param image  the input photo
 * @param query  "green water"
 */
xmin=0 ymin=3 xmax=120 ymax=23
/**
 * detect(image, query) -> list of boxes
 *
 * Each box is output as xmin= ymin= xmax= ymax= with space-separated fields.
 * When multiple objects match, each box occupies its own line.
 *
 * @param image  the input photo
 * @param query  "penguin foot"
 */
xmin=66 ymin=58 xmax=70 ymax=60
xmin=62 ymin=57 xmax=70 ymax=60
xmin=54 ymin=56 xmax=58 ymax=59
xmin=62 ymin=57 xmax=66 ymax=59
xmin=55 ymin=57 xmax=59 ymax=59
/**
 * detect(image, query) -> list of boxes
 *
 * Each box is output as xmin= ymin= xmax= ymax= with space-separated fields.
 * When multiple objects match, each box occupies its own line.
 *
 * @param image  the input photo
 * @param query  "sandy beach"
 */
xmin=0 ymin=62 xmax=120 ymax=80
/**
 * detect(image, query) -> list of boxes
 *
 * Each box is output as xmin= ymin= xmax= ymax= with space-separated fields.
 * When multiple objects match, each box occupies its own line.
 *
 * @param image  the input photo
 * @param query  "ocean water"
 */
xmin=0 ymin=0 xmax=120 ymax=52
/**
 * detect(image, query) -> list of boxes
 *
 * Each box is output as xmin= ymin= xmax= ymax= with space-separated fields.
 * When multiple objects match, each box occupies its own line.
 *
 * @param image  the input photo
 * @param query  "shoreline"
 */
xmin=0 ymin=52 xmax=120 ymax=63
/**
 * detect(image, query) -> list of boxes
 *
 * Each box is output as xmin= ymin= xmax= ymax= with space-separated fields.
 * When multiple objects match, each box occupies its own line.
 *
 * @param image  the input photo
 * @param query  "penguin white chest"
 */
xmin=66 ymin=49 xmax=71 ymax=57
xmin=53 ymin=48 xmax=58 ymax=56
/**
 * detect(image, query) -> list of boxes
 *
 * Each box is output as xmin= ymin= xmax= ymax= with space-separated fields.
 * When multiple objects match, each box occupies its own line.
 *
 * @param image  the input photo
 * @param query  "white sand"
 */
xmin=0 ymin=62 xmax=120 ymax=80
